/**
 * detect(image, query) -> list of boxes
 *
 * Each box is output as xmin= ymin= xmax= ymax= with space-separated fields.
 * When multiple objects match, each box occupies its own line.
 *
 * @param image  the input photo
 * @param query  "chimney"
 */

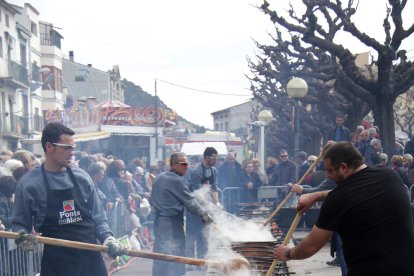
xmin=87 ymin=64 xmax=92 ymax=68
xmin=69 ymin=51 xmax=74 ymax=62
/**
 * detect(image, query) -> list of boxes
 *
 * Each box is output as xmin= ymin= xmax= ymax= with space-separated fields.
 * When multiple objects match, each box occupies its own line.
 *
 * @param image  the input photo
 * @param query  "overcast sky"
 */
xmin=11 ymin=0 xmax=414 ymax=129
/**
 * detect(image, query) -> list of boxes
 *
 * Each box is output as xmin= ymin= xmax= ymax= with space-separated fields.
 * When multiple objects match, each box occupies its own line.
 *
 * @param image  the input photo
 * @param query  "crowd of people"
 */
xmin=0 ymin=116 xmax=413 ymax=275
xmin=0 ymin=139 xmax=167 ymax=236
xmin=206 ymin=117 xmax=414 ymax=217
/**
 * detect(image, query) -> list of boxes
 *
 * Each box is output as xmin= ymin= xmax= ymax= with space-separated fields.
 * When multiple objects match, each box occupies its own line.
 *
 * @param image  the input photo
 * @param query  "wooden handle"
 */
xmin=265 ymin=212 xmax=303 ymax=276
xmin=0 ymin=230 xmax=217 ymax=267
xmin=262 ymin=151 xmax=324 ymax=227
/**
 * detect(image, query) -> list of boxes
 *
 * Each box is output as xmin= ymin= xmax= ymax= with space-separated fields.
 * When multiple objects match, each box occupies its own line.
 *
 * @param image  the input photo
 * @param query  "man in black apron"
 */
xmin=12 ymin=123 xmax=127 ymax=276
xmin=186 ymin=147 xmax=220 ymax=261
xmin=151 ymin=152 xmax=213 ymax=276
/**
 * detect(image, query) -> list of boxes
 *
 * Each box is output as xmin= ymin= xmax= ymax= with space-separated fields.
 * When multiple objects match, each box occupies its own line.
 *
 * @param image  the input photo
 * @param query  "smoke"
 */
xmin=191 ymin=186 xmax=275 ymax=276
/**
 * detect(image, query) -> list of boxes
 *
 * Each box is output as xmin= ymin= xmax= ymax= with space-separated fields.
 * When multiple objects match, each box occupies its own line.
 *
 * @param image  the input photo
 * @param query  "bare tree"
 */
xmin=248 ymin=12 xmax=370 ymax=155
xmin=254 ymin=0 xmax=414 ymax=154
xmin=394 ymin=89 xmax=414 ymax=140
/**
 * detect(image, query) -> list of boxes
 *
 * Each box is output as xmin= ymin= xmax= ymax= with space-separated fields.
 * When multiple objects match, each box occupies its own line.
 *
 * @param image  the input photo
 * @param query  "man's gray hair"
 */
xmin=370 ymin=138 xmax=381 ymax=146
xmin=379 ymin=153 xmax=388 ymax=161
xmin=169 ymin=152 xmax=187 ymax=166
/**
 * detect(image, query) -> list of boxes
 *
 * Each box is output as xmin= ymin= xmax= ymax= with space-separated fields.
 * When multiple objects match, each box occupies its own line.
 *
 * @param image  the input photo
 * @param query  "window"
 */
xmin=0 ymin=9 xmax=2 ymax=22
xmin=225 ymin=122 xmax=229 ymax=131
xmin=30 ymin=21 xmax=38 ymax=36
xmin=0 ymin=37 xmax=3 ymax=58
xmin=5 ymin=14 xmax=9 ymax=28
xmin=215 ymin=123 xmax=219 ymax=130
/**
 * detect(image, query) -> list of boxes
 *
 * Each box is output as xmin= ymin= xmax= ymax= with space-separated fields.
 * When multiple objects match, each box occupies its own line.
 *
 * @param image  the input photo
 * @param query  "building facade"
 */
xmin=0 ymin=1 xmax=65 ymax=152
xmin=0 ymin=1 xmax=29 ymax=150
xmin=211 ymin=99 xmax=260 ymax=139
xmin=62 ymin=51 xmax=124 ymax=105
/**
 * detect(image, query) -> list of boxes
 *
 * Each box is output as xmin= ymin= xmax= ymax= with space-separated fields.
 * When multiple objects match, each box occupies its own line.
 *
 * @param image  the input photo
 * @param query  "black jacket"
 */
xmin=275 ymin=160 xmax=297 ymax=186
xmin=218 ymin=161 xmax=243 ymax=189
xmin=327 ymin=126 xmax=351 ymax=142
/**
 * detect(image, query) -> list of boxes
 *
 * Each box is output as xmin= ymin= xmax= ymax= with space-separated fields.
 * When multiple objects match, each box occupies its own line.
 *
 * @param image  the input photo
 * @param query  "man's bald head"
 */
xmin=227 ymin=152 xmax=236 ymax=165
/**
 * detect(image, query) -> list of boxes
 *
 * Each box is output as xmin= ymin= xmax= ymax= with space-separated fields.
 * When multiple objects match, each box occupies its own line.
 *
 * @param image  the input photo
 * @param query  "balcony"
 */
xmin=40 ymin=32 xmax=62 ymax=49
xmin=0 ymin=113 xmax=27 ymax=137
xmin=0 ymin=59 xmax=29 ymax=88
xmin=10 ymin=61 xmax=28 ymax=85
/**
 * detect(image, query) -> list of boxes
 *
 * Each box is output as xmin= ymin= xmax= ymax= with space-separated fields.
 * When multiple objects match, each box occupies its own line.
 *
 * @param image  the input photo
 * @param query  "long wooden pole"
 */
xmin=265 ymin=212 xmax=303 ymax=276
xmin=0 ymin=230 xmax=233 ymax=269
xmin=262 ymin=152 xmax=324 ymax=227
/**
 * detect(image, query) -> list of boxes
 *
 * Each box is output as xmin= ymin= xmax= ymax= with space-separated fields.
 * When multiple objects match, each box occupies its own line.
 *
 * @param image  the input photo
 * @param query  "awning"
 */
xmin=181 ymin=142 xmax=228 ymax=156
xmin=20 ymin=131 xmax=111 ymax=144
xmin=73 ymin=131 xmax=111 ymax=142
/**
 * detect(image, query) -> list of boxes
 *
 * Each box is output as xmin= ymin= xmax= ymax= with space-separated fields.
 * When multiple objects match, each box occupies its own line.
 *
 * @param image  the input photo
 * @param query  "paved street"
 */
xmin=112 ymin=231 xmax=341 ymax=276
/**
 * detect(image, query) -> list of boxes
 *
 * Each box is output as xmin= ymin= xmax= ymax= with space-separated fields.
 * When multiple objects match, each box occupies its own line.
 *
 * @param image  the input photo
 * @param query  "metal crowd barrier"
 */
xmin=0 ymin=237 xmax=42 ymax=276
xmin=106 ymin=200 xmax=131 ymax=238
xmin=221 ymin=186 xmax=291 ymax=214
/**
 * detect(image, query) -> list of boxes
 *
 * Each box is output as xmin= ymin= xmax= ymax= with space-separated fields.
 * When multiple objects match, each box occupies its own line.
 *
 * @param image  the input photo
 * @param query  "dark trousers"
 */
xmin=332 ymin=232 xmax=348 ymax=276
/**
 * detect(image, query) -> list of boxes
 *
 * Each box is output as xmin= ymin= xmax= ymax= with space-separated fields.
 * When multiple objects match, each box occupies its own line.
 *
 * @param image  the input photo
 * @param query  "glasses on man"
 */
xmin=280 ymin=155 xmax=288 ymax=158
xmin=308 ymin=160 xmax=316 ymax=164
xmin=176 ymin=161 xmax=189 ymax=167
xmin=209 ymin=156 xmax=219 ymax=160
xmin=52 ymin=143 xmax=76 ymax=151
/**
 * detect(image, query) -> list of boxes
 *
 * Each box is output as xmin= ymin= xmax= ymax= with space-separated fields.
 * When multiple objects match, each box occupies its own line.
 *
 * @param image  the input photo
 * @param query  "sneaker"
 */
xmin=326 ymin=258 xmax=340 ymax=267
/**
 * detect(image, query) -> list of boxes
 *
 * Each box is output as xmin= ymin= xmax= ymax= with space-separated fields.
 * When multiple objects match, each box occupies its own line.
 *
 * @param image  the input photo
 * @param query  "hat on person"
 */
xmin=370 ymin=138 xmax=381 ymax=146
xmin=4 ymin=159 xmax=24 ymax=175
xmin=136 ymin=166 xmax=144 ymax=175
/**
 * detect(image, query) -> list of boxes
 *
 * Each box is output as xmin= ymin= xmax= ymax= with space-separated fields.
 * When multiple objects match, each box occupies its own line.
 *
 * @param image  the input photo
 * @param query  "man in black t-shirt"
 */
xmin=274 ymin=142 xmax=414 ymax=276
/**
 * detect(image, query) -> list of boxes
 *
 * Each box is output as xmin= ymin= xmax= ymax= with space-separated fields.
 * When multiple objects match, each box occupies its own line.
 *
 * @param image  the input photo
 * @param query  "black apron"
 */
xmin=153 ymin=212 xmax=185 ymax=276
xmin=39 ymin=165 xmax=107 ymax=276
xmin=185 ymin=165 xmax=213 ymax=259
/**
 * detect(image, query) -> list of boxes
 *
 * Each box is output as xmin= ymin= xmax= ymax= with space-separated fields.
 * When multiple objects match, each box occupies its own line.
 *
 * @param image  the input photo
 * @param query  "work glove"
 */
xmin=201 ymin=212 xmax=214 ymax=224
xmin=215 ymin=202 xmax=224 ymax=209
xmin=103 ymin=236 xmax=129 ymax=259
xmin=15 ymin=231 xmax=38 ymax=251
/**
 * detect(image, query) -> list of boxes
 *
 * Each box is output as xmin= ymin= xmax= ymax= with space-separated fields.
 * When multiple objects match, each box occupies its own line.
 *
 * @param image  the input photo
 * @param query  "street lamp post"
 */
xmin=287 ymin=78 xmax=308 ymax=158
xmin=258 ymin=110 xmax=274 ymax=172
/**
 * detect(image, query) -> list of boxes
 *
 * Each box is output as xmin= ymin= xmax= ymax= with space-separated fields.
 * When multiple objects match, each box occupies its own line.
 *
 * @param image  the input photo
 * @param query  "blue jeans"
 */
xmin=334 ymin=233 xmax=348 ymax=276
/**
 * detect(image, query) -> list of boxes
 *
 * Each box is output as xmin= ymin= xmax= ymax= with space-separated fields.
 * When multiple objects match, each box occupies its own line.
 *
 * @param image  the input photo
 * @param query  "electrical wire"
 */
xmin=155 ymin=78 xmax=252 ymax=97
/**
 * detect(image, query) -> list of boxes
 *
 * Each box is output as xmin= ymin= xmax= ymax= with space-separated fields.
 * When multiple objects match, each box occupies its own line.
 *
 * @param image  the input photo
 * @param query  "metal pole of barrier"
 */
xmin=0 ymin=238 xmax=6 ymax=275
xmin=222 ymin=187 xmax=242 ymax=215
xmin=120 ymin=200 xmax=125 ymax=237
xmin=410 ymin=185 xmax=414 ymax=204
xmin=217 ymin=188 xmax=223 ymax=204
xmin=111 ymin=202 xmax=116 ymax=237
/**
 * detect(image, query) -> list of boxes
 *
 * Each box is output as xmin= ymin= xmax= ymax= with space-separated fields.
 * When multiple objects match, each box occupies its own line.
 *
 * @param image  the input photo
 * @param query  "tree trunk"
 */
xmin=373 ymin=95 xmax=395 ymax=156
